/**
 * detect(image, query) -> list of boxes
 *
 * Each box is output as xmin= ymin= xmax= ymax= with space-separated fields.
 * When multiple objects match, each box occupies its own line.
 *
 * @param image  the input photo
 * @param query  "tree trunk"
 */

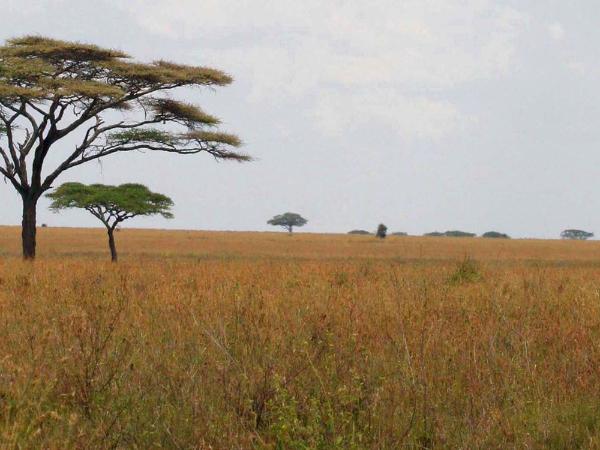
xmin=21 ymin=196 xmax=38 ymax=260
xmin=107 ymin=228 xmax=118 ymax=262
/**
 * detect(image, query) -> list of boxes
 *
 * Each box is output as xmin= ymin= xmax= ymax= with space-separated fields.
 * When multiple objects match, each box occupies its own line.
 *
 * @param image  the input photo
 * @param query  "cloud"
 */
xmin=566 ymin=60 xmax=586 ymax=76
xmin=314 ymin=88 xmax=475 ymax=141
xmin=547 ymin=22 xmax=565 ymax=41
xmin=110 ymin=0 xmax=528 ymax=140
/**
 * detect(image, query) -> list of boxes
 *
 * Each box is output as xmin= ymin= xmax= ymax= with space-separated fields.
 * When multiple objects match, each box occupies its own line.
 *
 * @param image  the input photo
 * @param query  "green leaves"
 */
xmin=104 ymin=127 xmax=250 ymax=161
xmin=46 ymin=183 xmax=174 ymax=227
xmin=267 ymin=213 xmax=308 ymax=230
xmin=108 ymin=129 xmax=179 ymax=146
xmin=0 ymin=36 xmax=234 ymax=104
xmin=152 ymin=60 xmax=233 ymax=86
xmin=148 ymin=99 xmax=220 ymax=127
xmin=3 ymin=36 xmax=129 ymax=61
xmin=184 ymin=131 xmax=242 ymax=147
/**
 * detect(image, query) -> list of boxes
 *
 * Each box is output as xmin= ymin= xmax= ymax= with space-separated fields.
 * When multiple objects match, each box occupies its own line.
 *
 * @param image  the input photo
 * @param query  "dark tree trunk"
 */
xmin=107 ymin=228 xmax=118 ymax=262
xmin=21 ymin=196 xmax=38 ymax=260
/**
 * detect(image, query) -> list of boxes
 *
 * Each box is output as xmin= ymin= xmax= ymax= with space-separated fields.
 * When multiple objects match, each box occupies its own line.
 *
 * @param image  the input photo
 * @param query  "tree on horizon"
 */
xmin=267 ymin=212 xmax=307 ymax=233
xmin=0 ymin=36 xmax=249 ymax=259
xmin=560 ymin=229 xmax=594 ymax=240
xmin=46 ymin=182 xmax=173 ymax=261
xmin=376 ymin=223 xmax=387 ymax=239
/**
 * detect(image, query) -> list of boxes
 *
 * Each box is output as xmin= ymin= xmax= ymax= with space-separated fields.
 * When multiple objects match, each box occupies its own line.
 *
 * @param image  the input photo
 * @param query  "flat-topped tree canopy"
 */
xmin=267 ymin=212 xmax=308 ymax=233
xmin=0 ymin=36 xmax=249 ymax=259
xmin=47 ymin=182 xmax=174 ymax=227
xmin=46 ymin=182 xmax=174 ymax=261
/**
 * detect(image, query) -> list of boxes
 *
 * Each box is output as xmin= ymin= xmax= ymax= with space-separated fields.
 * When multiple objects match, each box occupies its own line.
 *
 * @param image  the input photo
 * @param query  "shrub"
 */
xmin=449 ymin=257 xmax=482 ymax=284
xmin=444 ymin=230 xmax=476 ymax=238
xmin=482 ymin=231 xmax=510 ymax=239
xmin=348 ymin=230 xmax=372 ymax=235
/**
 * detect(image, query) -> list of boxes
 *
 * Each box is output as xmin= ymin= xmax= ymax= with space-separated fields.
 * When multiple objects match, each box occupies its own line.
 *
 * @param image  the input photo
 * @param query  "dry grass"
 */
xmin=3 ymin=226 xmax=600 ymax=262
xmin=1 ymin=227 xmax=600 ymax=448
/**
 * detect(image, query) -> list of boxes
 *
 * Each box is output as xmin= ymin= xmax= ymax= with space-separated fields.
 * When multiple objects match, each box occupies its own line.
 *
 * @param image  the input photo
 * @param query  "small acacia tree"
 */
xmin=561 ymin=229 xmax=594 ymax=240
xmin=46 ymin=182 xmax=173 ymax=261
xmin=267 ymin=212 xmax=307 ymax=233
xmin=0 ymin=36 xmax=248 ymax=259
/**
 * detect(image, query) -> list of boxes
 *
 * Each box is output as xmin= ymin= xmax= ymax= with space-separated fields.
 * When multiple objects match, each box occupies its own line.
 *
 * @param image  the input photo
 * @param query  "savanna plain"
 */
xmin=0 ymin=226 xmax=599 ymax=449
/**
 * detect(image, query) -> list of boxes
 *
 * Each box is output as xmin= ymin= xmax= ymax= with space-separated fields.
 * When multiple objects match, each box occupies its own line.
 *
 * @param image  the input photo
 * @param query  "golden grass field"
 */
xmin=1 ymin=226 xmax=600 ymax=448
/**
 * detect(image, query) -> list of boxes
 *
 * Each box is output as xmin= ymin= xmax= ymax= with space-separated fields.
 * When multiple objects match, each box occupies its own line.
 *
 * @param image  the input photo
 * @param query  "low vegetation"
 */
xmin=424 ymin=230 xmax=475 ymax=237
xmin=482 ymin=231 xmax=510 ymax=239
xmin=0 ymin=228 xmax=599 ymax=448
xmin=348 ymin=229 xmax=372 ymax=235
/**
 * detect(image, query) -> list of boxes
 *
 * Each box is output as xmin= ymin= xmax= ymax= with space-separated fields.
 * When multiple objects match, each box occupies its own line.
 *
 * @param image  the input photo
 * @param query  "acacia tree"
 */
xmin=0 ymin=36 xmax=248 ymax=259
xmin=267 ymin=212 xmax=307 ymax=233
xmin=560 ymin=229 xmax=594 ymax=240
xmin=47 ymin=182 xmax=173 ymax=261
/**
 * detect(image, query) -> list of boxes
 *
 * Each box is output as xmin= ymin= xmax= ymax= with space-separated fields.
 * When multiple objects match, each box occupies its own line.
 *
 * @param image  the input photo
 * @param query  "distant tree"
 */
xmin=376 ymin=223 xmax=387 ymax=239
xmin=424 ymin=231 xmax=444 ymax=237
xmin=0 ymin=36 xmax=247 ymax=259
xmin=560 ymin=229 xmax=594 ymax=240
xmin=348 ymin=229 xmax=372 ymax=235
xmin=444 ymin=230 xmax=476 ymax=238
xmin=267 ymin=212 xmax=307 ymax=233
xmin=391 ymin=232 xmax=408 ymax=236
xmin=46 ymin=182 xmax=173 ymax=261
xmin=482 ymin=231 xmax=510 ymax=239
xmin=424 ymin=230 xmax=475 ymax=237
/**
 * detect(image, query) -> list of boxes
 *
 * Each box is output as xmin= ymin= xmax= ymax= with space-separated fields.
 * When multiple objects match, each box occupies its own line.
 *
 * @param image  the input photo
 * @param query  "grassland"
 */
xmin=1 ymin=226 xmax=600 ymax=448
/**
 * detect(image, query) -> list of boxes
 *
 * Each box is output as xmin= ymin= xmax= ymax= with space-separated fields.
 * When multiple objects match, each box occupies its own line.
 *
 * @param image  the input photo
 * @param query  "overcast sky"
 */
xmin=1 ymin=0 xmax=599 ymax=237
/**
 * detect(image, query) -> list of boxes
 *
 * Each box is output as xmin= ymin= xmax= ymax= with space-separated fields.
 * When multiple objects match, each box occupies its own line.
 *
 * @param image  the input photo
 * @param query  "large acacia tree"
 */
xmin=0 ymin=36 xmax=248 ymax=259
xmin=47 ymin=182 xmax=173 ymax=261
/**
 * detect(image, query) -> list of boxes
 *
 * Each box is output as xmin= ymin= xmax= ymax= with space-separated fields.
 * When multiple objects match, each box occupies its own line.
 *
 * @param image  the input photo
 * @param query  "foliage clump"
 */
xmin=444 ymin=230 xmax=476 ymax=238
xmin=376 ymin=224 xmax=387 ymax=239
xmin=560 ymin=229 xmax=594 ymax=240
xmin=449 ymin=257 xmax=482 ymax=284
xmin=482 ymin=231 xmax=510 ymax=239
xmin=425 ymin=230 xmax=475 ymax=238
xmin=348 ymin=229 xmax=372 ymax=235
xmin=268 ymin=213 xmax=308 ymax=233
xmin=47 ymin=182 xmax=173 ymax=261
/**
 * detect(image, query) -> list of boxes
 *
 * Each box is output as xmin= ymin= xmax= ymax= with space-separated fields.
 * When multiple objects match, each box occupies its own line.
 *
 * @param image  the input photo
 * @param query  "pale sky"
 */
xmin=1 ymin=0 xmax=599 ymax=238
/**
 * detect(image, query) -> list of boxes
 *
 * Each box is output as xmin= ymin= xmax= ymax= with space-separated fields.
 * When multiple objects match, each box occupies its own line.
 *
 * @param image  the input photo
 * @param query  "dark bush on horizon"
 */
xmin=424 ymin=231 xmax=475 ymax=237
xmin=445 ymin=230 xmax=476 ymax=237
xmin=348 ymin=230 xmax=372 ymax=235
xmin=482 ymin=231 xmax=510 ymax=239
xmin=376 ymin=224 xmax=387 ymax=239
